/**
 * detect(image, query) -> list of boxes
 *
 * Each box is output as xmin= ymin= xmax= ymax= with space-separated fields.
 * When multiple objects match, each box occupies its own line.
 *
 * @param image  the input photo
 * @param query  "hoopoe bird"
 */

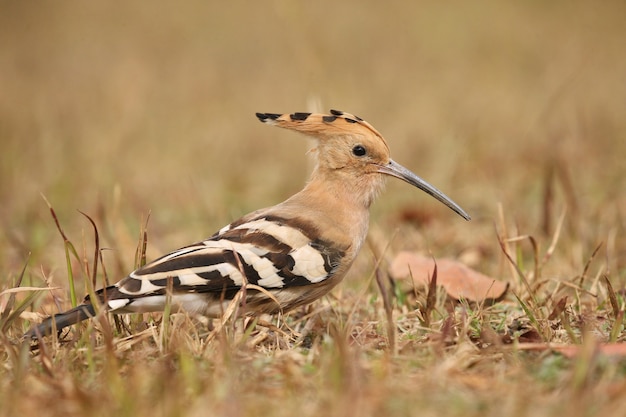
xmin=26 ymin=110 xmax=470 ymax=338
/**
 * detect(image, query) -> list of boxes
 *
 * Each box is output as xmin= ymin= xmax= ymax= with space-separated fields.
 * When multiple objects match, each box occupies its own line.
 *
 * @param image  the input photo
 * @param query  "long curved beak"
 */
xmin=377 ymin=159 xmax=471 ymax=221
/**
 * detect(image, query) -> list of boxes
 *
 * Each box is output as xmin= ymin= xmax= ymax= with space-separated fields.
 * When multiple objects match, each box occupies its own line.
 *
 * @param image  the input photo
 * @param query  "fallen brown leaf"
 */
xmin=389 ymin=251 xmax=508 ymax=303
xmin=517 ymin=329 xmax=544 ymax=344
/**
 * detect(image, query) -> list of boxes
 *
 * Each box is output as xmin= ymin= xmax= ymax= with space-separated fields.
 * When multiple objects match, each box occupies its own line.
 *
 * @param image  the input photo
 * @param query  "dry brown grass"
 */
xmin=1 ymin=1 xmax=626 ymax=416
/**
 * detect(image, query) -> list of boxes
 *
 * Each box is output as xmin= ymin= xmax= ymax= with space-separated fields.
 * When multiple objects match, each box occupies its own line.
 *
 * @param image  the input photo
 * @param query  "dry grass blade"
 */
xmin=207 ymin=290 xmax=245 ymax=344
xmin=609 ymin=311 xmax=624 ymax=343
xmin=497 ymin=203 xmax=517 ymax=282
xmin=419 ymin=260 xmax=438 ymax=328
xmin=41 ymin=194 xmax=82 ymax=307
xmin=603 ymin=274 xmax=620 ymax=318
xmin=0 ymin=257 xmax=39 ymax=334
xmin=496 ymin=228 xmax=537 ymax=307
xmin=245 ymin=284 xmax=282 ymax=311
xmin=232 ymin=251 xmax=249 ymax=323
xmin=577 ymin=242 xmax=603 ymax=288
xmin=134 ymin=211 xmax=151 ymax=269
xmin=527 ymin=235 xmax=540 ymax=285
xmin=542 ymin=163 xmax=555 ymax=236
xmin=78 ymin=210 xmax=100 ymax=289
xmin=0 ymin=286 xmax=60 ymax=299
xmin=541 ymin=207 xmax=566 ymax=267
xmin=374 ymin=259 xmax=395 ymax=353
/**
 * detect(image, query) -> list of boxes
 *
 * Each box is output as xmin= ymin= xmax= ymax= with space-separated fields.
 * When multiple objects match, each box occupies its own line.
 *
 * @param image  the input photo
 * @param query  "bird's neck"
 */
xmin=277 ymin=169 xmax=383 ymax=256
xmin=305 ymin=167 xmax=386 ymax=209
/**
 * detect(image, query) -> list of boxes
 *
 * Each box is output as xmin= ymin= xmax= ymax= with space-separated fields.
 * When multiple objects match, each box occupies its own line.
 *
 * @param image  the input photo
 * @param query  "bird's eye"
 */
xmin=352 ymin=145 xmax=367 ymax=157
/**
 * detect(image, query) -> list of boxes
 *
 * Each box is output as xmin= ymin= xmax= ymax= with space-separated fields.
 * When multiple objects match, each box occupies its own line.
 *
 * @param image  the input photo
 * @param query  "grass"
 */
xmin=1 ymin=1 xmax=626 ymax=416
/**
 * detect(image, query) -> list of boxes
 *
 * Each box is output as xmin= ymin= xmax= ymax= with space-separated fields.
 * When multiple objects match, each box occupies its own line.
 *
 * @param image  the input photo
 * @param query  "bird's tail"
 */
xmin=25 ymin=303 xmax=96 ymax=339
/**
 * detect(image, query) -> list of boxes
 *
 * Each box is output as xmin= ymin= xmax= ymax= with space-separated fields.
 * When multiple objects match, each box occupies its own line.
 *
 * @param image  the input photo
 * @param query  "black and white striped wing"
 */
xmin=100 ymin=215 xmax=346 ymax=315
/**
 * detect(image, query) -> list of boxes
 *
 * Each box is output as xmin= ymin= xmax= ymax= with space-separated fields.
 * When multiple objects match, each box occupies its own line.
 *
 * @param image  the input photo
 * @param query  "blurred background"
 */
xmin=1 ymin=0 xmax=624 ymax=288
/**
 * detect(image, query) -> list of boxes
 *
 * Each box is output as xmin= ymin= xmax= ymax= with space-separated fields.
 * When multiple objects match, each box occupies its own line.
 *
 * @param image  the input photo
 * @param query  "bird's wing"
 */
xmin=103 ymin=214 xmax=347 ymax=313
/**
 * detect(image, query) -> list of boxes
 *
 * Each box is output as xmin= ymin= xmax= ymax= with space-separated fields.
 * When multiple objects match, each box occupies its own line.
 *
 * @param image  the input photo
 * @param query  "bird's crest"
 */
xmin=256 ymin=110 xmax=389 ymax=151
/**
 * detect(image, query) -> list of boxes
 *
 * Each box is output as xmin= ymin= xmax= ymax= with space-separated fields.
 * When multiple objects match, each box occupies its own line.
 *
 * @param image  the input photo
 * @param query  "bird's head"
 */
xmin=256 ymin=110 xmax=470 ymax=220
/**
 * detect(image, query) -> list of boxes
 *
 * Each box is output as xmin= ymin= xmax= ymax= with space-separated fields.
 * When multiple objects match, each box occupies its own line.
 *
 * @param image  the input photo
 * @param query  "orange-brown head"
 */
xmin=256 ymin=110 xmax=470 ymax=220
